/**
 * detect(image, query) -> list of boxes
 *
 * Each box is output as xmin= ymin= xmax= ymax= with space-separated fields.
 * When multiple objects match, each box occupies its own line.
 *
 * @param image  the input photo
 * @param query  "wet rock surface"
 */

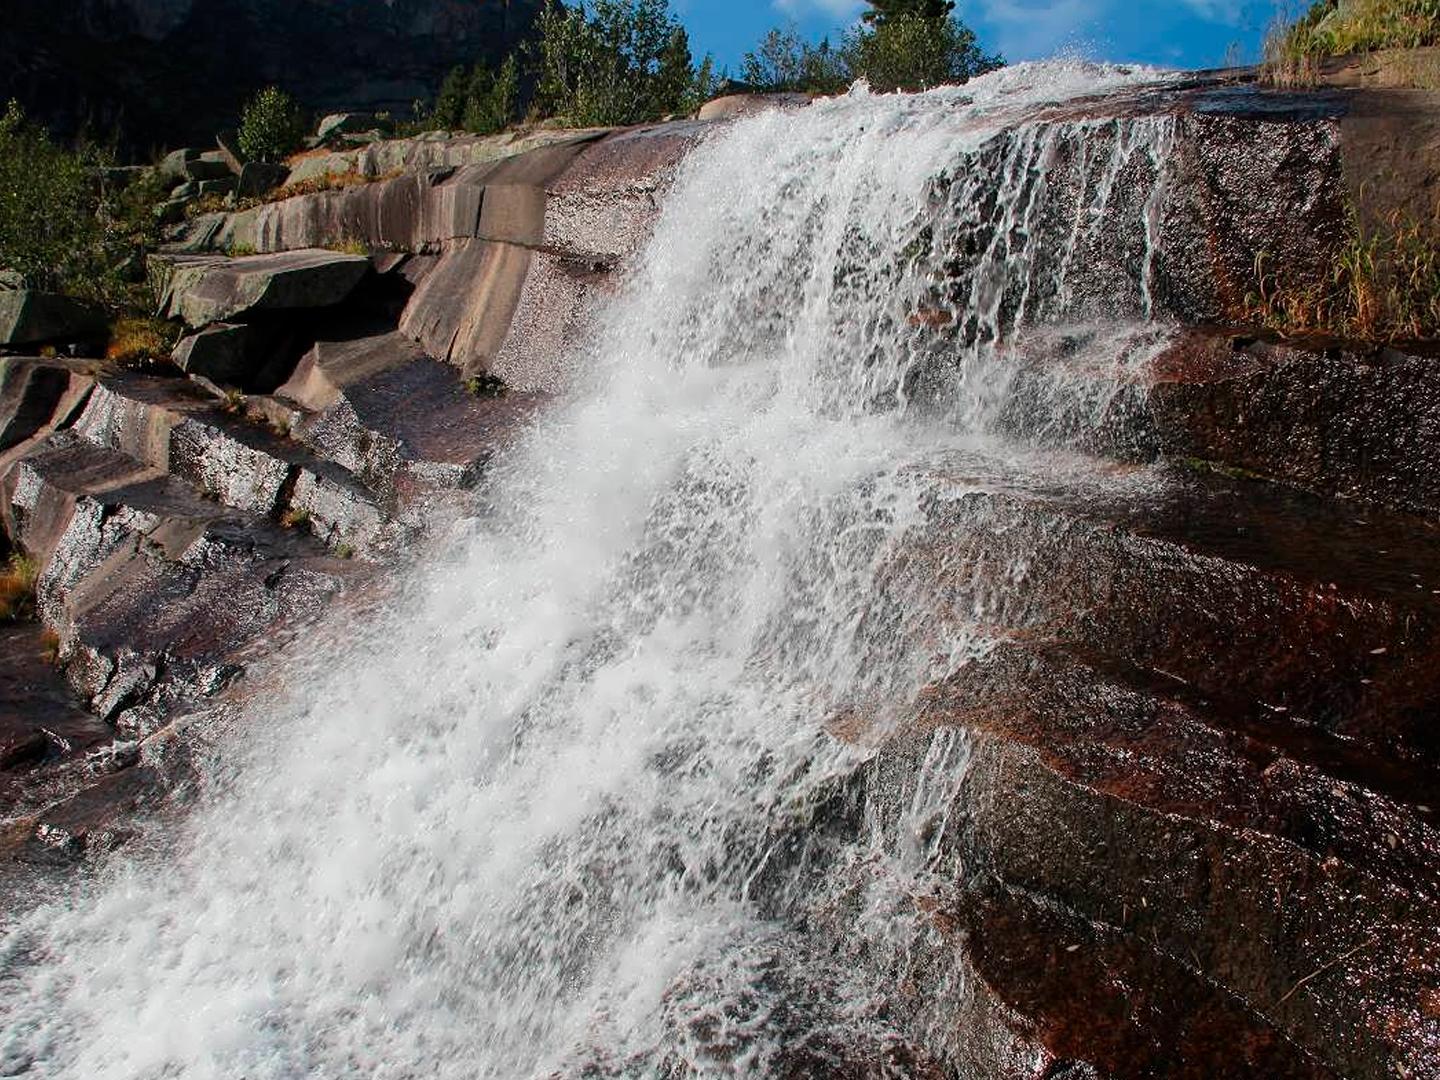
xmin=0 ymin=75 xmax=1438 ymax=1080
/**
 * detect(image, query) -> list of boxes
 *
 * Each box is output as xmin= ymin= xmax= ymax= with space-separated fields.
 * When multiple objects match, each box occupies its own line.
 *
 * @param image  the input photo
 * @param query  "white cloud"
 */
xmin=1176 ymin=0 xmax=1244 ymax=20
xmin=972 ymin=0 xmax=1108 ymax=59
xmin=771 ymin=0 xmax=866 ymax=21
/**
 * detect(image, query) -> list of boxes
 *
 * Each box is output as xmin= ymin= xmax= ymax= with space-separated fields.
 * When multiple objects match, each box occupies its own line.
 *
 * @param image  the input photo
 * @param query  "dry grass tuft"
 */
xmin=0 ymin=555 xmax=38 ymax=622
xmin=1267 ymin=0 xmax=1440 ymax=69
xmin=1245 ymin=207 xmax=1440 ymax=343
xmin=106 ymin=316 xmax=179 ymax=368
xmin=265 ymin=167 xmax=406 ymax=205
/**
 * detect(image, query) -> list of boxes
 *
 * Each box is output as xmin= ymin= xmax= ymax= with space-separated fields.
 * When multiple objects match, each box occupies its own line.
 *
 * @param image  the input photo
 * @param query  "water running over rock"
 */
xmin=0 ymin=63 xmax=1345 ymax=1078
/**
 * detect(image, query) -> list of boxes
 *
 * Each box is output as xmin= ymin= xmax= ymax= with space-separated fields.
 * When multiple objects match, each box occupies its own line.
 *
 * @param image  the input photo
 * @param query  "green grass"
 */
xmin=1245 ymin=207 xmax=1440 ymax=344
xmin=1268 ymin=0 xmax=1440 ymax=65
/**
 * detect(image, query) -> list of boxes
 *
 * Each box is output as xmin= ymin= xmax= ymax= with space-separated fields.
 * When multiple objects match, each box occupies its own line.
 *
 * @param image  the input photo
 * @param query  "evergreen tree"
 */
xmin=532 ymin=0 xmax=714 ymax=126
xmin=861 ymin=0 xmax=956 ymax=25
xmin=432 ymin=66 xmax=469 ymax=130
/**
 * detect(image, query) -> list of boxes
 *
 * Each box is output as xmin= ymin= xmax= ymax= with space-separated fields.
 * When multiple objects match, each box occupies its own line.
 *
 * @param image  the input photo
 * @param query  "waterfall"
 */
xmin=1 ymin=63 xmax=1182 ymax=1078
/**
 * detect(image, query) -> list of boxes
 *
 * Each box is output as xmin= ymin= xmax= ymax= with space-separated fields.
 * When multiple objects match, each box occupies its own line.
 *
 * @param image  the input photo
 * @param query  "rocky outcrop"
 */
xmin=159 ymin=249 xmax=371 ymax=328
xmin=0 ymin=113 xmax=702 ymax=867
xmin=0 ymin=74 xmax=1436 ymax=1079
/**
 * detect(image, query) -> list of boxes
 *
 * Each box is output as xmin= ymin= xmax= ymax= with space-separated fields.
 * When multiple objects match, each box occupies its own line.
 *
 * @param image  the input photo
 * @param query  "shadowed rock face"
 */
xmin=0 ymin=0 xmax=541 ymax=152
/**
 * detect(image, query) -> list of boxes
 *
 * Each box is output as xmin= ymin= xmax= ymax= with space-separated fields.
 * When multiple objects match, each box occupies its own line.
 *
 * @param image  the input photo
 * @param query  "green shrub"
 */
xmin=740 ymin=29 xmax=850 ymax=93
xmin=432 ymin=66 xmax=471 ymax=130
xmin=533 ymin=0 xmax=715 ymax=126
xmin=0 ymin=101 xmax=100 ymax=294
xmin=740 ymin=8 xmax=1002 ymax=96
xmin=844 ymin=13 xmax=1003 ymax=92
xmin=861 ymin=0 xmax=958 ymax=23
xmin=237 ymin=86 xmax=306 ymax=164
xmin=0 ymin=100 xmax=164 ymax=309
xmin=462 ymin=55 xmax=522 ymax=135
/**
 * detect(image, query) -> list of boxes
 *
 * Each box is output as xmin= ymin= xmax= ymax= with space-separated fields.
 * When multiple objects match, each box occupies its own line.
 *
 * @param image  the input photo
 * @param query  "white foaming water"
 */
xmin=2 ymin=64 xmax=1180 ymax=1078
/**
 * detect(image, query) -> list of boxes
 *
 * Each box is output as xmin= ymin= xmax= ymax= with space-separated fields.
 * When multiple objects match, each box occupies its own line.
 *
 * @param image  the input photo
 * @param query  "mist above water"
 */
xmin=2 ymin=63 xmax=1180 ymax=1079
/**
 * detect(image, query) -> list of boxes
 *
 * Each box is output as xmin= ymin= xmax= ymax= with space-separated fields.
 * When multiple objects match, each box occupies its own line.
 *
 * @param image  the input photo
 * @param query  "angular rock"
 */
xmin=162 ymin=249 xmax=371 ymax=328
xmin=155 ymin=198 xmax=191 ymax=226
xmin=278 ymin=335 xmax=537 ymax=504
xmin=543 ymin=123 xmax=706 ymax=260
xmin=237 ymin=161 xmax=288 ymax=199
xmin=171 ymin=323 xmax=253 ymax=384
xmin=397 ymin=239 xmax=529 ymax=373
xmin=159 ymin=147 xmax=204 ymax=184
xmin=0 ymin=292 xmax=106 ymax=348
xmin=215 ymin=130 xmax=246 ymax=175
xmin=4 ymin=436 xmax=367 ymax=720
xmin=0 ymin=359 xmax=83 ymax=452
xmin=489 ymin=250 xmax=615 ymax=391
xmin=72 ymin=375 xmax=388 ymax=552
xmin=197 ymin=177 xmax=236 ymax=198
xmin=0 ymin=625 xmax=110 ymax=776
xmin=698 ymin=92 xmax=811 ymax=122
xmin=183 ymin=157 xmax=233 ymax=183
xmin=277 ymin=330 xmax=427 ymax=412
xmin=317 ymin=113 xmax=375 ymax=143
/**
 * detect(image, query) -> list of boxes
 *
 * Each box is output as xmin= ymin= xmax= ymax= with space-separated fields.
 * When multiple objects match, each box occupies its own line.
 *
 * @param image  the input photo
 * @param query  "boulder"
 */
xmin=317 ymin=113 xmax=375 ymax=143
xmin=171 ymin=323 xmax=253 ymax=384
xmin=162 ymin=250 xmax=371 ymax=327
xmin=0 ymin=292 xmax=105 ymax=348
xmin=183 ymin=157 xmax=233 ymax=183
xmin=237 ymin=161 xmax=288 ymax=199
xmin=197 ymin=177 xmax=236 ymax=197
xmin=159 ymin=147 xmax=204 ymax=184
xmin=698 ymin=92 xmax=812 ymax=122
xmin=0 ymin=359 xmax=78 ymax=451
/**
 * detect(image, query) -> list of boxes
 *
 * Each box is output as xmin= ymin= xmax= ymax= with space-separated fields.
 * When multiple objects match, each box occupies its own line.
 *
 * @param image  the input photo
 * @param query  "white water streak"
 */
xmin=2 ymin=62 xmax=1180 ymax=1079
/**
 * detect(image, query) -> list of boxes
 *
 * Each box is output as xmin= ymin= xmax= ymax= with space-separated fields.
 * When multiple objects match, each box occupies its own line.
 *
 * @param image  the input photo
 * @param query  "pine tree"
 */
xmin=432 ymin=66 xmax=469 ymax=130
xmin=861 ymin=0 xmax=955 ymax=25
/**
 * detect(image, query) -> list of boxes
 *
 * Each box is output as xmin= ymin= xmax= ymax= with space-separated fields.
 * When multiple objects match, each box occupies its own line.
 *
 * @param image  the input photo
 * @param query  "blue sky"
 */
xmin=673 ymin=0 xmax=1286 ymax=75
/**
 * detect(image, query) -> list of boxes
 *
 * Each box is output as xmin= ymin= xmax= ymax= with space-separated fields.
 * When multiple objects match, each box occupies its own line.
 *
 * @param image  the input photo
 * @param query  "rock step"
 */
xmin=987 ymin=328 xmax=1440 ymax=518
xmin=0 ymin=358 xmax=96 ymax=458
xmin=1 ymin=435 xmax=365 ymax=727
xmin=268 ymin=332 xmax=543 ymax=507
xmin=917 ymin=641 xmax=1437 ymax=896
xmin=154 ymin=248 xmax=372 ymax=329
xmin=0 ymin=624 xmax=110 ymax=793
xmin=893 ymin=637 xmax=1437 ymax=1079
xmin=948 ymin=877 xmax=1340 ymax=1079
xmin=888 ymin=452 xmax=1440 ymax=762
xmin=73 ymin=373 xmax=387 ymax=554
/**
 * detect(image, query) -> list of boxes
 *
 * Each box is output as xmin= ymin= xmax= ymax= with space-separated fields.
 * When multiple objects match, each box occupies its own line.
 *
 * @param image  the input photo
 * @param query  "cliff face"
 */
xmin=0 ymin=0 xmax=539 ymax=153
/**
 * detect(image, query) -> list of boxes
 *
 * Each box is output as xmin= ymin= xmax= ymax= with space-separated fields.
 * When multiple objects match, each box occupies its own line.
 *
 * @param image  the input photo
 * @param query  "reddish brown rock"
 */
xmin=160 ymin=249 xmax=371 ymax=328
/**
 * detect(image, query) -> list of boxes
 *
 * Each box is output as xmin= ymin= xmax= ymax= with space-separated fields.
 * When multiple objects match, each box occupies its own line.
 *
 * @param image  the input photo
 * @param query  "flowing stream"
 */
xmin=3 ymin=63 xmax=1184 ymax=1078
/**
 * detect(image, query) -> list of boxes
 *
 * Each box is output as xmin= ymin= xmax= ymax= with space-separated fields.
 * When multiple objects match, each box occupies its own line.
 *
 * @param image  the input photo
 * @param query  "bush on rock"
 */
xmin=238 ymin=87 xmax=306 ymax=164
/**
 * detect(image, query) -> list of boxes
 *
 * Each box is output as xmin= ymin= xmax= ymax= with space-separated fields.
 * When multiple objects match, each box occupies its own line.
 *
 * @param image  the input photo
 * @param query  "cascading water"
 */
xmin=2 ymin=63 xmax=1185 ymax=1078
